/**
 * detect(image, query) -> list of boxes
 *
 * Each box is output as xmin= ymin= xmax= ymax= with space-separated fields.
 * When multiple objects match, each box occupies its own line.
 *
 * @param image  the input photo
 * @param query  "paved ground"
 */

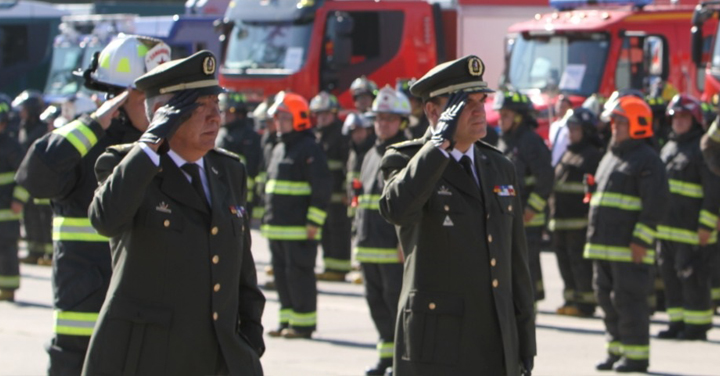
xmin=2 ymin=229 xmax=719 ymax=376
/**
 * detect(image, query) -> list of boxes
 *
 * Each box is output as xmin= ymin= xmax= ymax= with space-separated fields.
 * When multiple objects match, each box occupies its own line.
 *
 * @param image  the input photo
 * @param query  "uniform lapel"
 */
xmin=204 ymin=155 xmax=229 ymax=217
xmin=443 ymin=154 xmax=482 ymax=200
xmin=159 ymin=154 xmax=209 ymax=214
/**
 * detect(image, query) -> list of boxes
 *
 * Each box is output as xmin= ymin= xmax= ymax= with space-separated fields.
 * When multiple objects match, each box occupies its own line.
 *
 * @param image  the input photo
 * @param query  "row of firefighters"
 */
xmin=0 ymin=34 xmax=720 ymax=375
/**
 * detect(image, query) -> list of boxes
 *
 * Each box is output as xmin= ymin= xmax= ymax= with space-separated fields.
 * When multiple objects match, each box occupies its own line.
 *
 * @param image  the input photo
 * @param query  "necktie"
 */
xmin=181 ymin=163 xmax=209 ymax=209
xmin=459 ymin=155 xmax=479 ymax=187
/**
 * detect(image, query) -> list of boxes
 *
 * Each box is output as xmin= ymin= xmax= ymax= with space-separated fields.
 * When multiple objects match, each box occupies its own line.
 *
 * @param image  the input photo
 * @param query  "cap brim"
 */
xmin=195 ymin=86 xmax=225 ymax=97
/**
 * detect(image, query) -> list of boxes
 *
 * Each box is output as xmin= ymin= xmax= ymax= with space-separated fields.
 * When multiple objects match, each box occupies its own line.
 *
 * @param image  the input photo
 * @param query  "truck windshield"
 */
xmin=45 ymin=44 xmax=104 ymax=97
xmin=224 ymin=21 xmax=312 ymax=73
xmin=506 ymin=33 xmax=609 ymax=96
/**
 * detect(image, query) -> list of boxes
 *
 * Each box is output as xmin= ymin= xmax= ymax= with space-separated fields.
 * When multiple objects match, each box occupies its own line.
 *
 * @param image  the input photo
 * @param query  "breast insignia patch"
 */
xmin=443 ymin=215 xmax=454 ymax=227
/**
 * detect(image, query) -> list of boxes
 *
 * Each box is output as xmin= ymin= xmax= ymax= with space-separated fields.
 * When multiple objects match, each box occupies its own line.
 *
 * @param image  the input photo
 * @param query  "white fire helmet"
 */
xmin=370 ymin=85 xmax=411 ymax=117
xmin=91 ymin=35 xmax=171 ymax=90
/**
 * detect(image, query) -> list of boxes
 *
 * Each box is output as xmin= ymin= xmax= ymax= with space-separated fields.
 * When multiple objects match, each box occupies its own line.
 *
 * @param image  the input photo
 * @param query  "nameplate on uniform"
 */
xmin=156 ymin=201 xmax=172 ymax=214
xmin=230 ymin=205 xmax=245 ymax=218
xmin=493 ymin=185 xmax=516 ymax=197
xmin=437 ymin=185 xmax=452 ymax=196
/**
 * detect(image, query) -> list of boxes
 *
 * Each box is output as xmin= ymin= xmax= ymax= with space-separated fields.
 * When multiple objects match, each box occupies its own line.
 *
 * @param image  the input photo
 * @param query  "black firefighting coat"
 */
xmin=0 ymin=131 xmax=23 ymax=239
xmin=316 ymin=119 xmax=350 ymax=204
xmin=550 ymin=140 xmax=602 ymax=231
xmin=216 ymin=118 xmax=262 ymax=180
xmin=702 ymin=118 xmax=720 ymax=176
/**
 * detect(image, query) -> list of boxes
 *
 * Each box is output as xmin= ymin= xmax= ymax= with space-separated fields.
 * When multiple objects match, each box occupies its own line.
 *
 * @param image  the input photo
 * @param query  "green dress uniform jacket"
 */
xmin=379 ymin=140 xmax=536 ymax=376
xmin=84 ymin=144 xmax=265 ymax=376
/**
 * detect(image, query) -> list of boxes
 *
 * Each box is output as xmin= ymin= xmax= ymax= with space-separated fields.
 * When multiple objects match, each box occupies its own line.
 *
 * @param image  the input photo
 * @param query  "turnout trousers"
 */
xmin=525 ymin=226 xmax=545 ymax=301
xmin=361 ymin=262 xmax=403 ymax=360
xmin=270 ymin=240 xmax=318 ymax=332
xmin=658 ymin=240 xmax=714 ymax=332
xmin=0 ymin=237 xmax=19 ymax=291
xmin=320 ymin=202 xmax=352 ymax=274
xmin=553 ymin=229 xmax=595 ymax=313
xmin=23 ymin=200 xmax=52 ymax=257
xmin=594 ymin=260 xmax=653 ymax=366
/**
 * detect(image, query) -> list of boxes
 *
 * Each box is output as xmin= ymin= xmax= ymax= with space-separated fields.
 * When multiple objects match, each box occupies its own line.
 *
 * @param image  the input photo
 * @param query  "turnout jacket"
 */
xmin=216 ymin=118 xmax=262 ymax=201
xmin=85 ymin=144 xmax=265 ymax=376
xmin=0 ymin=131 xmax=23 ymax=239
xmin=584 ymin=139 xmax=670 ymax=264
xmin=261 ymin=130 xmax=332 ymax=240
xmin=550 ymin=140 xmax=602 ymax=231
xmin=253 ymin=131 xmax=278 ymax=219
xmin=498 ymin=123 xmax=553 ymax=227
xmin=355 ymin=133 xmax=405 ymax=263
xmin=316 ymin=119 xmax=350 ymax=205
xmin=380 ymin=139 xmax=536 ymax=376
xmin=659 ymin=128 xmax=720 ymax=244
xmin=702 ymin=118 xmax=720 ymax=176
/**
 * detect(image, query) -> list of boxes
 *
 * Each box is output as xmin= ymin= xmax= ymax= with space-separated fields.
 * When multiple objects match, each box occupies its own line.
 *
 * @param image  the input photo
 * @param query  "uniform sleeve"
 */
xmin=304 ymin=144 xmax=333 ymax=227
xmin=701 ymin=118 xmax=720 ymax=176
xmin=15 ymin=115 xmax=105 ymax=199
xmin=697 ymin=153 xmax=720 ymax=231
xmin=632 ymin=156 xmax=670 ymax=248
xmin=379 ymin=142 xmax=449 ymax=227
xmin=5 ymin=141 xmax=28 ymax=205
xmin=89 ymin=144 xmax=161 ymax=237
xmin=523 ymin=137 xmax=554 ymax=214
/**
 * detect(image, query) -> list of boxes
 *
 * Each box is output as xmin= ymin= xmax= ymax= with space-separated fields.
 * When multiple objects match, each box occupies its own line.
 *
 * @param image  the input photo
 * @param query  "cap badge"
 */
xmin=203 ymin=56 xmax=216 ymax=75
xmin=468 ymin=57 xmax=483 ymax=77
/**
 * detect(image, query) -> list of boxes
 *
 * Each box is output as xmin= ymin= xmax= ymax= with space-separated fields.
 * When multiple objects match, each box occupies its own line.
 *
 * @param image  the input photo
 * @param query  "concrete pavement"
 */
xmin=1 ymin=229 xmax=719 ymax=375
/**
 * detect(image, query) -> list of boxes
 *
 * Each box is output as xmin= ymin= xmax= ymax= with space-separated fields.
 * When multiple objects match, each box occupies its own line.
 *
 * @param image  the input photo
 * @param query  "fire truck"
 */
xmin=691 ymin=1 xmax=720 ymax=101
xmin=216 ymin=0 xmax=549 ymax=105
xmin=497 ymin=0 xmax=712 ymax=139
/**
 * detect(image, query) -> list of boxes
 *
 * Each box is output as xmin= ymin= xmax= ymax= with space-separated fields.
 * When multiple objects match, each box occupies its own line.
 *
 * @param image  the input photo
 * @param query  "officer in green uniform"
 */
xmin=83 ymin=51 xmax=265 ymax=376
xmin=379 ymin=55 xmax=536 ymax=376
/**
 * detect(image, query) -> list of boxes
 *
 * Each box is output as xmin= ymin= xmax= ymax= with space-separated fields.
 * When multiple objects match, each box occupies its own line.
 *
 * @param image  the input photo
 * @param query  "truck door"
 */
xmin=319 ymin=10 xmax=405 ymax=93
xmin=614 ymin=32 xmax=669 ymax=95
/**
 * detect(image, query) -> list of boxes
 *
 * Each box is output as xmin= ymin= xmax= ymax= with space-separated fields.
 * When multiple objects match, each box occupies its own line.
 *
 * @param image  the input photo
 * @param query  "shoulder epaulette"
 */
xmin=212 ymin=147 xmax=241 ymax=161
xmin=106 ymin=143 xmax=134 ymax=155
xmin=388 ymin=138 xmax=424 ymax=150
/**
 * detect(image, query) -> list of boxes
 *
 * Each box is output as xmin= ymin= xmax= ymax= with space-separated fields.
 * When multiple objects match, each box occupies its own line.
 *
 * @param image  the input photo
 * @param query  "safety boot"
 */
xmin=595 ymin=354 xmax=621 ymax=371
xmin=316 ymin=271 xmax=346 ymax=282
xmin=281 ymin=328 xmax=313 ymax=339
xmin=0 ymin=289 xmax=15 ymax=302
xmin=678 ymin=327 xmax=708 ymax=341
xmin=614 ymin=358 xmax=648 ymax=373
xmin=657 ymin=322 xmax=684 ymax=339
xmin=37 ymin=255 xmax=53 ymax=266
xmin=365 ymin=358 xmax=393 ymax=376
xmin=265 ymin=266 xmax=273 ymax=276
xmin=267 ymin=325 xmax=288 ymax=337
xmin=19 ymin=253 xmax=40 ymax=265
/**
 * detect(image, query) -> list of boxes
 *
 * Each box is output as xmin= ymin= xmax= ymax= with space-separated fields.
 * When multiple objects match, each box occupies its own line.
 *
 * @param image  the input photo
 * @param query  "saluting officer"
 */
xmin=495 ymin=91 xmax=554 ymax=302
xmin=84 ymin=51 xmax=265 ymax=376
xmin=379 ymin=55 xmax=536 ymax=376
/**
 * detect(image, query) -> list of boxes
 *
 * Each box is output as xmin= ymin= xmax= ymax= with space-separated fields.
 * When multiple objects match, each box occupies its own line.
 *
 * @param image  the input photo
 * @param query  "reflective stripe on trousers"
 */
xmin=53 ymin=310 xmax=98 ymax=336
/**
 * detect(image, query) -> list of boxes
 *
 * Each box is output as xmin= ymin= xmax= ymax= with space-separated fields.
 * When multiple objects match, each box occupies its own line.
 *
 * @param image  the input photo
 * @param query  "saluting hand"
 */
xmin=140 ymin=90 xmax=201 ymax=147
xmin=431 ymin=91 xmax=468 ymax=150
xmin=93 ymin=91 xmax=129 ymax=130
xmin=629 ymin=243 xmax=647 ymax=264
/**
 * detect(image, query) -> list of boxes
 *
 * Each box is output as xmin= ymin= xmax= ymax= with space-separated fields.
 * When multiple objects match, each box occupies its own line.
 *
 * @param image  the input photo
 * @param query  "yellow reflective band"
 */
xmin=0 ymin=171 xmax=13 ymax=185
xmin=100 ymin=51 xmax=111 ymax=69
xmin=116 ymin=57 xmax=131 ymax=73
xmin=265 ymin=179 xmax=311 ymax=195
xmin=52 ymin=120 xmax=98 ymax=157
xmin=355 ymin=247 xmax=400 ymax=263
xmin=699 ymin=210 xmax=719 ymax=229
xmin=0 ymin=275 xmax=20 ymax=289
xmin=0 ymin=209 xmax=21 ymax=222
xmin=590 ymin=192 xmax=642 ymax=211
xmin=347 ymin=171 xmax=360 ymax=182
xmin=554 ymin=181 xmax=585 ymax=194
xmin=290 ymin=311 xmax=317 ymax=327
xmin=260 ymin=225 xmax=322 ymax=240
xmin=255 ymin=172 xmax=267 ymax=184
xmin=621 ymin=345 xmax=649 ymax=360
xmin=563 ymin=289 xmax=575 ymax=301
xmin=377 ymin=342 xmax=394 ymax=359
xmin=13 ymin=186 xmax=29 ymax=203
xmin=711 ymin=288 xmax=720 ymax=301
xmin=53 ymin=217 xmax=109 ymax=242
xmin=576 ymin=291 xmax=597 ymax=304
xmin=358 ymin=194 xmax=381 ymax=210
xmin=549 ymin=217 xmax=588 ymax=231
xmin=53 ymin=310 xmax=98 ymax=336
xmin=330 ymin=192 xmax=346 ymax=204
xmin=524 ymin=176 xmax=536 ymax=186
xmin=252 ymin=206 xmax=264 ymax=219
xmin=324 ymin=257 xmax=352 ymax=272
xmin=136 ymin=43 xmax=149 ymax=57
xmin=667 ymin=307 xmax=684 ymax=322
xmin=668 ymin=179 xmax=704 ymax=199
xmin=633 ymin=223 xmax=656 ymax=245
xmin=246 ymin=177 xmax=255 ymax=189
xmin=307 ymin=206 xmax=327 ymax=226
xmin=584 ymin=243 xmax=655 ymax=264
xmin=606 ymin=341 xmax=622 ymax=356
xmin=527 ymin=192 xmax=547 ymax=212
xmin=524 ymin=213 xmax=546 ymax=227
xmin=656 ymin=225 xmax=717 ymax=245
xmin=34 ymin=198 xmax=51 ymax=205
xmin=279 ymin=309 xmax=292 ymax=324
xmin=684 ymin=310 xmax=713 ymax=325
xmin=327 ymin=159 xmax=344 ymax=171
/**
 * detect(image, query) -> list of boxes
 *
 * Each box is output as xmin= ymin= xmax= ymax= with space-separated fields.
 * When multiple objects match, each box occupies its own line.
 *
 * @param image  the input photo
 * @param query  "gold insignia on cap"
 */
xmin=468 ymin=57 xmax=484 ymax=77
xmin=203 ymin=56 xmax=216 ymax=75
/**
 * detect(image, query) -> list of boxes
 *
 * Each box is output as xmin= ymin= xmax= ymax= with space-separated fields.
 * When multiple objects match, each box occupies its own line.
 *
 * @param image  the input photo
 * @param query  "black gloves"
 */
xmin=139 ymin=90 xmax=200 ymax=146
xmin=431 ymin=91 xmax=469 ymax=150
xmin=521 ymin=357 xmax=534 ymax=376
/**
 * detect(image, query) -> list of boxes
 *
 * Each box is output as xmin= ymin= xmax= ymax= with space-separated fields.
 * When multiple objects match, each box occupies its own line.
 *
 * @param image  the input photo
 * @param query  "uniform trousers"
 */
xmin=321 ymin=203 xmax=352 ymax=273
xmin=361 ymin=262 xmax=403 ymax=359
xmin=270 ymin=240 xmax=318 ymax=332
xmin=525 ymin=226 xmax=545 ymax=301
xmin=553 ymin=229 xmax=595 ymax=312
xmin=658 ymin=240 xmax=714 ymax=331
xmin=594 ymin=260 xmax=653 ymax=364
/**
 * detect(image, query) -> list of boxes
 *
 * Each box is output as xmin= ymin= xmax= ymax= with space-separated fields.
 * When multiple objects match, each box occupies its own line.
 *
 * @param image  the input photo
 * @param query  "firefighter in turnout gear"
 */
xmin=14 ymin=90 xmax=53 ymax=265
xmin=550 ymin=108 xmax=603 ymax=317
xmin=356 ymin=86 xmax=408 ymax=375
xmin=310 ymin=91 xmax=353 ymax=281
xmin=496 ymin=91 xmax=553 ymax=302
xmin=263 ymin=92 xmax=332 ymax=338
xmin=655 ymin=94 xmax=720 ymax=341
xmin=255 ymin=99 xmax=277 ymax=221
xmin=346 ymin=112 xmax=376 ymax=220
xmin=15 ymin=35 xmax=171 ymax=376
xmin=0 ymin=97 xmax=24 ymax=302
xmin=587 ymin=95 xmax=670 ymax=373
xmin=216 ymin=92 xmax=262 ymax=218
xmin=351 ymin=76 xmax=379 ymax=113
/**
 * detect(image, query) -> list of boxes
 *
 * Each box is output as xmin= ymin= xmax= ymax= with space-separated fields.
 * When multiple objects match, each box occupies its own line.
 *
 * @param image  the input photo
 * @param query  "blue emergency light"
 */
xmin=549 ymin=0 xmax=653 ymax=10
